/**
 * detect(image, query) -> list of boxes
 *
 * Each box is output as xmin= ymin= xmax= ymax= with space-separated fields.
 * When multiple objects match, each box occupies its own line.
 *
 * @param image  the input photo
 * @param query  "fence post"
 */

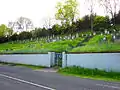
xmin=48 ymin=52 xmax=56 ymax=67
xmin=48 ymin=52 xmax=52 ymax=67
xmin=52 ymin=52 xmax=55 ymax=66
xmin=62 ymin=52 xmax=67 ymax=68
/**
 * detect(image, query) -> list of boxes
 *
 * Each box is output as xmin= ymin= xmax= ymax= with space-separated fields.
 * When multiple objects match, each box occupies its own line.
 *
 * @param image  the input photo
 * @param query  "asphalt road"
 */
xmin=0 ymin=65 xmax=120 ymax=90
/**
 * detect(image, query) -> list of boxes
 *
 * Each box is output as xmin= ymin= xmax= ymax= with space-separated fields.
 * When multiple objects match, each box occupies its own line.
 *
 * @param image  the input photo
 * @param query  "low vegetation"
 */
xmin=58 ymin=66 xmax=120 ymax=81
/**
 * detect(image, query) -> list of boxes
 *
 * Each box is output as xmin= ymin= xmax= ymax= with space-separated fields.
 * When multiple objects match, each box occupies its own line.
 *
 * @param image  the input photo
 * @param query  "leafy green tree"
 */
xmin=114 ymin=10 xmax=120 ymax=25
xmin=55 ymin=0 xmax=79 ymax=27
xmin=0 ymin=24 xmax=13 ymax=37
xmin=18 ymin=31 xmax=32 ymax=40
xmin=31 ymin=28 xmax=49 ymax=38
xmin=93 ymin=16 xmax=110 ymax=31
xmin=77 ymin=15 xmax=91 ymax=30
xmin=52 ymin=24 xmax=61 ymax=35
xmin=9 ymin=33 xmax=19 ymax=41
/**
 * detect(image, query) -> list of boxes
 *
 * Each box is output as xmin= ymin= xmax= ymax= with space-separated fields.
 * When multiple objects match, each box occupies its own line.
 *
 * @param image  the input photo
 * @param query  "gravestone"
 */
xmin=76 ymin=33 xmax=79 ymax=38
xmin=82 ymin=34 xmax=84 ymax=37
xmin=113 ymin=35 xmax=116 ymax=39
xmin=68 ymin=36 xmax=70 ymax=40
xmin=30 ymin=38 xmax=33 ymax=41
xmin=103 ymin=36 xmax=107 ymax=41
xmin=111 ymin=35 xmax=116 ymax=42
xmin=116 ymin=33 xmax=119 ymax=36
xmin=101 ymin=33 xmax=103 ymax=36
xmin=89 ymin=33 xmax=92 ymax=36
xmin=53 ymin=35 xmax=54 ymax=38
xmin=70 ymin=34 xmax=72 ymax=39
xmin=107 ymin=31 xmax=110 ymax=34
xmin=53 ymin=39 xmax=56 ymax=42
xmin=86 ymin=34 xmax=88 ymax=37
xmin=65 ymin=36 xmax=67 ymax=39
xmin=57 ymin=37 xmax=59 ymax=40
xmin=63 ymin=37 xmax=66 ymax=40
xmin=37 ymin=38 xmax=38 ymax=40
xmin=104 ymin=29 xmax=108 ymax=34
xmin=113 ymin=29 xmax=116 ymax=32
xmin=72 ymin=36 xmax=75 ymax=39
xmin=93 ymin=32 xmax=96 ymax=35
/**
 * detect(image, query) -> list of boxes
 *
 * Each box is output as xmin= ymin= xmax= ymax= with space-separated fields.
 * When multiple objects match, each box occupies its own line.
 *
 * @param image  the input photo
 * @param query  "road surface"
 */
xmin=0 ymin=65 xmax=120 ymax=90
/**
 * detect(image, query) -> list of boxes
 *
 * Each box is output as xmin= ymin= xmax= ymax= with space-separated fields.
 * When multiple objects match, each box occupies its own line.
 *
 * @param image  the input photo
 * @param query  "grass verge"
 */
xmin=0 ymin=61 xmax=46 ymax=70
xmin=58 ymin=66 xmax=120 ymax=82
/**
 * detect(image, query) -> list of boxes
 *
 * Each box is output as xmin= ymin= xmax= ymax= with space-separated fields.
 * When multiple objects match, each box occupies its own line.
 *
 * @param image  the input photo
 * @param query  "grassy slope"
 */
xmin=0 ymin=34 xmax=120 ymax=53
xmin=71 ymin=35 xmax=120 ymax=52
xmin=0 ymin=37 xmax=84 ymax=53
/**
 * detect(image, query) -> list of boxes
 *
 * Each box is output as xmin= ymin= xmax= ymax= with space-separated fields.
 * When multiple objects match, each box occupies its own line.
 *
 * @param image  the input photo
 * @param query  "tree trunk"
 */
xmin=90 ymin=14 xmax=93 ymax=31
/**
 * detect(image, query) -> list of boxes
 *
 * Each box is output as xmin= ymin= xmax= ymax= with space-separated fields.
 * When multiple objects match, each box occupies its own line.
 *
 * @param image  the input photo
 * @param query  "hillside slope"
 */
xmin=0 ymin=34 xmax=120 ymax=53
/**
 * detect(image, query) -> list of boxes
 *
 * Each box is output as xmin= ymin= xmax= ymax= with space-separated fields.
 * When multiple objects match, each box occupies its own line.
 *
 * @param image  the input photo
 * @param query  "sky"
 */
xmin=0 ymin=0 xmax=105 ymax=28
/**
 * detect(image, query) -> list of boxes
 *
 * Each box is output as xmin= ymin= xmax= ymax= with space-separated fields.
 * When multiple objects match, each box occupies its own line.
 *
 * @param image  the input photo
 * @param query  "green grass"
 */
xmin=40 ymin=37 xmax=84 ymax=52
xmin=58 ymin=66 xmax=120 ymax=82
xmin=71 ymin=35 xmax=120 ymax=52
xmin=0 ymin=33 xmax=120 ymax=53
xmin=71 ymin=43 xmax=120 ymax=52
xmin=0 ymin=37 xmax=84 ymax=53
xmin=0 ymin=61 xmax=46 ymax=70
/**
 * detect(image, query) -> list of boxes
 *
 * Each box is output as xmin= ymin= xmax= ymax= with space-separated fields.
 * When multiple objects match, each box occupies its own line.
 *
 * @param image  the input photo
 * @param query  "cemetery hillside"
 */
xmin=0 ymin=28 xmax=120 ymax=54
xmin=0 ymin=0 xmax=120 ymax=54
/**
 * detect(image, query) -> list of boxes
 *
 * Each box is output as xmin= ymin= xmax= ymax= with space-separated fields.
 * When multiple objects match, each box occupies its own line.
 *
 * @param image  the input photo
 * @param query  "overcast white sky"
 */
xmin=0 ymin=0 xmax=105 ymax=27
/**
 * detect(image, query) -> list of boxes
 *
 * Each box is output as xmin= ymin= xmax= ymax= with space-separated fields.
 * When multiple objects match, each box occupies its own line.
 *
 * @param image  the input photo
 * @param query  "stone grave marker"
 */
xmin=93 ymin=32 xmax=96 ymax=35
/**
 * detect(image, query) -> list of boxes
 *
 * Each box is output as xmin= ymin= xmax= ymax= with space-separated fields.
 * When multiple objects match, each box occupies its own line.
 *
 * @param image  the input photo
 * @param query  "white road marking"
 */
xmin=35 ymin=70 xmax=57 ymax=72
xmin=0 ymin=73 xmax=55 ymax=90
xmin=96 ymin=84 xmax=120 ymax=89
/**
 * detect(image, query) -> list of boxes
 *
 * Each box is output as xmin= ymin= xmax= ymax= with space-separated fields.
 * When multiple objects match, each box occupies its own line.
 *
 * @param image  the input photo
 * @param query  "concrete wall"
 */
xmin=0 ymin=53 xmax=120 ymax=72
xmin=0 ymin=54 xmax=51 ymax=67
xmin=64 ymin=53 xmax=120 ymax=72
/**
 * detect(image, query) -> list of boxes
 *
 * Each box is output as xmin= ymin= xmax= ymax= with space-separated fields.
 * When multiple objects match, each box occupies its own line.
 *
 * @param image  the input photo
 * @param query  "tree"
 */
xmin=8 ymin=17 xmax=34 ymax=32
xmin=98 ymin=0 xmax=120 ymax=27
xmin=55 ymin=0 xmax=79 ymax=27
xmin=52 ymin=24 xmax=61 ymax=35
xmin=43 ymin=17 xmax=56 ymax=29
xmin=18 ymin=31 xmax=32 ymax=40
xmin=93 ymin=16 xmax=110 ymax=31
xmin=85 ymin=0 xmax=97 ymax=31
xmin=9 ymin=33 xmax=19 ymax=41
xmin=114 ymin=10 xmax=120 ymax=25
xmin=43 ymin=17 xmax=52 ymax=29
xmin=0 ymin=24 xmax=13 ymax=43
xmin=31 ymin=28 xmax=49 ymax=38
xmin=0 ymin=24 xmax=13 ymax=37
xmin=79 ymin=15 xmax=91 ymax=30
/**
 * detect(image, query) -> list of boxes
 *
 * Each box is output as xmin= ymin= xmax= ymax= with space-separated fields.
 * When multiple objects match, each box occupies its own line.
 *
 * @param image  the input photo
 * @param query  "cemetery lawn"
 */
xmin=0 ymin=34 xmax=120 ymax=53
xmin=71 ymin=43 xmax=120 ymax=53
xmin=71 ymin=35 xmax=120 ymax=52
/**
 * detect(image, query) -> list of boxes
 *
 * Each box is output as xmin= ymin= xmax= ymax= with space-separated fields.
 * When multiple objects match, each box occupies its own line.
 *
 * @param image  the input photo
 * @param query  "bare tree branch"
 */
xmin=8 ymin=17 xmax=34 ymax=33
xmin=84 ymin=0 xmax=96 ymax=31
xmin=98 ymin=0 xmax=120 ymax=26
